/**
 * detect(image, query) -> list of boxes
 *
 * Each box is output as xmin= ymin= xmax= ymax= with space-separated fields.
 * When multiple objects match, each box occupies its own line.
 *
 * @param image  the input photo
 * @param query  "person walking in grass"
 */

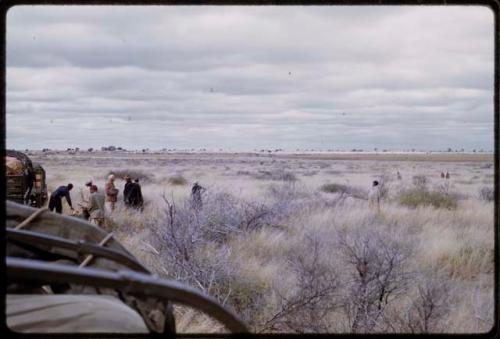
xmin=87 ymin=185 xmax=105 ymax=228
xmin=368 ymin=180 xmax=381 ymax=212
xmin=105 ymin=174 xmax=119 ymax=212
xmin=48 ymin=183 xmax=74 ymax=214
xmin=191 ymin=181 xmax=205 ymax=211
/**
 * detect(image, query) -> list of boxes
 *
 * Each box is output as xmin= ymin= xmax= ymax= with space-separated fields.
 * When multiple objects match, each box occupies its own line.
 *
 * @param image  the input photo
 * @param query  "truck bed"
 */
xmin=6 ymin=175 xmax=26 ymax=204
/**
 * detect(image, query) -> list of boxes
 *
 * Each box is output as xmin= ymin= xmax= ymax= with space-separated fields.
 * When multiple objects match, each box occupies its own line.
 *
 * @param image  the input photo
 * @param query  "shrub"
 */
xmin=412 ymin=175 xmax=428 ymax=189
xmin=262 ymin=234 xmax=339 ymax=333
xmin=252 ymin=169 xmax=297 ymax=182
xmin=337 ymin=227 xmax=414 ymax=333
xmin=148 ymin=191 xmax=291 ymax=325
xmin=401 ymin=271 xmax=452 ymax=333
xmin=236 ymin=170 xmax=251 ymax=176
xmin=398 ymin=188 xmax=458 ymax=209
xmin=320 ymin=183 xmax=349 ymax=194
xmin=168 ymin=175 xmax=188 ymax=185
xmin=320 ymin=183 xmax=367 ymax=200
xmin=281 ymin=171 xmax=297 ymax=182
xmin=479 ymin=187 xmax=494 ymax=202
xmin=224 ymin=277 xmax=269 ymax=326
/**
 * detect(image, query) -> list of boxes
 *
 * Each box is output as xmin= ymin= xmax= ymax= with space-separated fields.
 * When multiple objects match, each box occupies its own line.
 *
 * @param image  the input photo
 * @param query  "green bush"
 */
xmin=320 ymin=183 xmax=349 ymax=194
xmin=398 ymin=188 xmax=458 ymax=209
xmin=168 ymin=175 xmax=187 ymax=185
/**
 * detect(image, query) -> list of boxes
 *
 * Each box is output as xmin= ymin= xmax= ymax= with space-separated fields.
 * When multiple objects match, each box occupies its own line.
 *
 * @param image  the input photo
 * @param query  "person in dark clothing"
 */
xmin=191 ymin=182 xmax=205 ymax=211
xmin=123 ymin=176 xmax=133 ymax=206
xmin=128 ymin=179 xmax=143 ymax=210
xmin=48 ymin=183 xmax=74 ymax=214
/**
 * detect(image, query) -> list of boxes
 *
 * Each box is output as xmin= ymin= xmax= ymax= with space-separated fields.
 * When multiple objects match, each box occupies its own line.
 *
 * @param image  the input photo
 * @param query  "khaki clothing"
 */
xmin=7 ymin=294 xmax=149 ymax=333
xmin=80 ymin=188 xmax=91 ymax=205
xmin=87 ymin=191 xmax=105 ymax=219
xmin=105 ymin=182 xmax=119 ymax=203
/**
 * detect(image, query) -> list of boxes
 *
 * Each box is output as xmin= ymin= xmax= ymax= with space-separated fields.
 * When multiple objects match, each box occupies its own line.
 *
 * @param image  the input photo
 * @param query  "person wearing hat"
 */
xmin=48 ymin=183 xmax=74 ymax=214
xmin=105 ymin=174 xmax=119 ymax=212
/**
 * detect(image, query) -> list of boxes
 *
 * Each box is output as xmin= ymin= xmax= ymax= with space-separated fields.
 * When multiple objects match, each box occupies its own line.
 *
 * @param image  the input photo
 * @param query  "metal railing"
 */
xmin=7 ymin=257 xmax=250 ymax=334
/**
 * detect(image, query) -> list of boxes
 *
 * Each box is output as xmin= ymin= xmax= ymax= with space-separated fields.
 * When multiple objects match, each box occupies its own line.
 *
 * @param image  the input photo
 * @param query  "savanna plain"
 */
xmin=28 ymin=150 xmax=495 ymax=334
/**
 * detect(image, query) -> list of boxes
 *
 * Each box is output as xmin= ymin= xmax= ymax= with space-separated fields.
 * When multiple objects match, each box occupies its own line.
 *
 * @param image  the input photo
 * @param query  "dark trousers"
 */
xmin=48 ymin=197 xmax=62 ymax=214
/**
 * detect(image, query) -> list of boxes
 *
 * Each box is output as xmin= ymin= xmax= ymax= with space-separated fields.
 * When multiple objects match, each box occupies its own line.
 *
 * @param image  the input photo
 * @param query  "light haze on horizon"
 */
xmin=6 ymin=6 xmax=495 ymax=151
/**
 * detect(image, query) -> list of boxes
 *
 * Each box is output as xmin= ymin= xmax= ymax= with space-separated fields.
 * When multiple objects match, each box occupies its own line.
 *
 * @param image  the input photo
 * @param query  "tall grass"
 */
xmin=398 ymin=188 xmax=458 ymax=209
xmin=29 ymin=152 xmax=494 ymax=334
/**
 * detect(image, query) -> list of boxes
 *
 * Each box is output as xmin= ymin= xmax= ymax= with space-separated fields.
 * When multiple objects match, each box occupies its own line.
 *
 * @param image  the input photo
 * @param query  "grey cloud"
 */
xmin=6 ymin=5 xmax=494 ymax=151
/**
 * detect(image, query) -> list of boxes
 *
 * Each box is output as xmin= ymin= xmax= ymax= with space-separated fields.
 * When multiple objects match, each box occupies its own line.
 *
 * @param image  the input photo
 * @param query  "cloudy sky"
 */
xmin=6 ymin=5 xmax=494 ymax=151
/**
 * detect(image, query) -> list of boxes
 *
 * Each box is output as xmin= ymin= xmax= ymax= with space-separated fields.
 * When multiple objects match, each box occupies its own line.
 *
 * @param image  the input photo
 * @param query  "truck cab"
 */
xmin=6 ymin=150 xmax=47 ymax=208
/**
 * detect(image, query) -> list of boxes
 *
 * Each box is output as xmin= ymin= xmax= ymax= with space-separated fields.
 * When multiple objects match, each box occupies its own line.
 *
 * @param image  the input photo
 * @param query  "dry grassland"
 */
xmin=28 ymin=150 xmax=495 ymax=334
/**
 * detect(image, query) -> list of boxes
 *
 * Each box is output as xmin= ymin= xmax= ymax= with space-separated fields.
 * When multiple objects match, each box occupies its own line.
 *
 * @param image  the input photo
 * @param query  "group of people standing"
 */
xmin=99 ymin=174 xmax=144 ymax=212
xmin=47 ymin=171 xmax=209 ymax=233
xmin=47 ymin=174 xmax=144 ymax=229
xmin=122 ymin=175 xmax=144 ymax=210
xmin=47 ymin=182 xmax=105 ymax=227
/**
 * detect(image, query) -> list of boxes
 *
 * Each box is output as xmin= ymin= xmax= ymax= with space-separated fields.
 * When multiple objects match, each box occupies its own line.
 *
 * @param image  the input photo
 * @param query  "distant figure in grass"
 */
xmin=445 ymin=171 xmax=450 ymax=179
xmin=441 ymin=172 xmax=445 ymax=179
xmin=368 ymin=180 xmax=381 ymax=212
xmin=397 ymin=171 xmax=402 ymax=180
xmin=123 ymin=175 xmax=134 ymax=206
xmin=191 ymin=182 xmax=205 ymax=211
xmin=87 ymin=185 xmax=105 ymax=228
xmin=105 ymin=174 xmax=119 ymax=212
xmin=49 ymin=183 xmax=74 ymax=214
xmin=128 ymin=178 xmax=144 ymax=211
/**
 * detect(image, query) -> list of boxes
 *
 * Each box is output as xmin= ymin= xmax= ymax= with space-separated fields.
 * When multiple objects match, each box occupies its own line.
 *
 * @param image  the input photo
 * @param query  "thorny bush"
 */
xmin=148 ymin=185 xmax=459 ymax=333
